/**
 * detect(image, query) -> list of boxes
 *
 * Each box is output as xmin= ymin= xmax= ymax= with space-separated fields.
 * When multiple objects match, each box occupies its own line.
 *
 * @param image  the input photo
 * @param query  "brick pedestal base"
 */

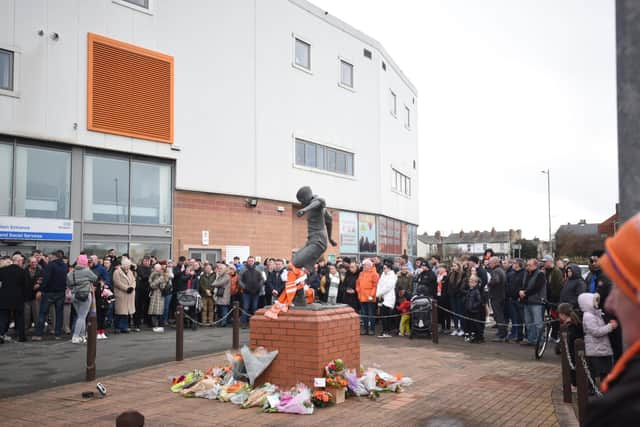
xmin=249 ymin=305 xmax=360 ymax=388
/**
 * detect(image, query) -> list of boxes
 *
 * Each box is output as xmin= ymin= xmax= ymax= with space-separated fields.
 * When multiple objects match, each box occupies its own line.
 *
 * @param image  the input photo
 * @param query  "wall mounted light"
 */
xmin=50 ymin=32 xmax=60 ymax=41
xmin=276 ymin=206 xmax=285 ymax=212
xmin=246 ymin=198 xmax=258 ymax=208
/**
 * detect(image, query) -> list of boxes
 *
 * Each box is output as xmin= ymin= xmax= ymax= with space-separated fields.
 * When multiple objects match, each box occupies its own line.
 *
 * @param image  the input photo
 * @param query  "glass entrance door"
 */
xmin=188 ymin=249 xmax=221 ymax=264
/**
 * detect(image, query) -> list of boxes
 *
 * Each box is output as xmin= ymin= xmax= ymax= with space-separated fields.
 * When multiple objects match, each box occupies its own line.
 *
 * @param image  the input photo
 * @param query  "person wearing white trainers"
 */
xmin=376 ymin=261 xmax=397 ymax=339
xmin=148 ymin=264 xmax=168 ymax=333
xmin=152 ymin=326 xmax=164 ymax=333
xmin=67 ymin=255 xmax=97 ymax=346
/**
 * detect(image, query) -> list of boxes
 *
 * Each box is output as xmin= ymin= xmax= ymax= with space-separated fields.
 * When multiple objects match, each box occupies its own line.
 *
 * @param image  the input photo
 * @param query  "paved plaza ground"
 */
xmin=0 ymin=332 xmax=578 ymax=427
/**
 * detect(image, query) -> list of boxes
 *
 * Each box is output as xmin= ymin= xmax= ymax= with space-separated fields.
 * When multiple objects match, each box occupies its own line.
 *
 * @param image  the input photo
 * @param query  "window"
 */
xmin=363 ymin=49 xmax=372 ymax=59
xmin=391 ymin=168 xmax=411 ymax=197
xmin=129 ymin=242 xmax=170 ymax=262
xmin=0 ymin=49 xmax=13 ymax=91
xmin=294 ymin=138 xmax=354 ymax=177
xmin=82 ymin=241 xmax=129 ymax=259
xmin=84 ymin=154 xmax=130 ymax=223
xmin=14 ymin=146 xmax=71 ymax=219
xmin=84 ymin=153 xmax=172 ymax=224
xmin=405 ymin=106 xmax=411 ymax=129
xmin=131 ymin=161 xmax=171 ymax=224
xmin=390 ymin=90 xmax=397 ymax=116
xmin=120 ymin=0 xmax=149 ymax=8
xmin=340 ymin=60 xmax=354 ymax=88
xmin=294 ymin=38 xmax=311 ymax=70
xmin=0 ymin=143 xmax=12 ymax=215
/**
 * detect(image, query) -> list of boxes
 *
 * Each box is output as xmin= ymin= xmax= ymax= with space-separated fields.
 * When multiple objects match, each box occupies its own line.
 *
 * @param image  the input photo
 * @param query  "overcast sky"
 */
xmin=313 ymin=0 xmax=619 ymax=240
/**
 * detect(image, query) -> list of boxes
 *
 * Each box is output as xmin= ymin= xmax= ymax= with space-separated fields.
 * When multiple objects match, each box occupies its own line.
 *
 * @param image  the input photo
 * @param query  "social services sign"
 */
xmin=0 ymin=216 xmax=73 ymax=241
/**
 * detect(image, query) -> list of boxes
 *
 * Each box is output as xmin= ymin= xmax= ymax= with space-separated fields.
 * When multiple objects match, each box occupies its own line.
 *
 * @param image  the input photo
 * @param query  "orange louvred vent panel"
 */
xmin=87 ymin=33 xmax=174 ymax=143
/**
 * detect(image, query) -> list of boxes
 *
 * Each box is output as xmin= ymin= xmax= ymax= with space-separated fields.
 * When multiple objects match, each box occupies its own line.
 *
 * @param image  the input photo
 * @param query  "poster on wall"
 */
xmin=358 ymin=214 xmax=377 ymax=253
xmin=225 ymin=245 xmax=250 ymax=263
xmin=339 ymin=211 xmax=358 ymax=253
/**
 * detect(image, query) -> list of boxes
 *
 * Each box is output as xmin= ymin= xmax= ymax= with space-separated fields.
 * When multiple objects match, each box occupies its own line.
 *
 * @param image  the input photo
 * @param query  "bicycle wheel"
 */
xmin=535 ymin=320 xmax=551 ymax=359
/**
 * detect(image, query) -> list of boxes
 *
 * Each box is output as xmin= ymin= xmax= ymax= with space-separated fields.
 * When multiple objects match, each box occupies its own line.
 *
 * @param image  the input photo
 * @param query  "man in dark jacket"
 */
xmin=33 ymin=250 xmax=68 ymax=340
xmin=23 ymin=256 xmax=42 ymax=330
xmin=560 ymin=264 xmax=587 ymax=310
xmin=519 ymin=258 xmax=547 ymax=346
xmin=585 ymin=213 xmax=640 ymax=426
xmin=239 ymin=256 xmax=264 ymax=326
xmin=0 ymin=254 xmax=27 ymax=342
xmin=416 ymin=264 xmax=437 ymax=297
xmin=134 ymin=256 xmax=152 ymax=330
xmin=506 ymin=259 xmax=526 ymax=341
xmin=271 ymin=259 xmax=286 ymax=298
xmin=488 ymin=257 xmax=507 ymax=341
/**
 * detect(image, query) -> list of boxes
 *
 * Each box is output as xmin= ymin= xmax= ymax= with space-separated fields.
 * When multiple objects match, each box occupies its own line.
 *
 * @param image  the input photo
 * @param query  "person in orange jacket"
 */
xmin=356 ymin=259 xmax=379 ymax=335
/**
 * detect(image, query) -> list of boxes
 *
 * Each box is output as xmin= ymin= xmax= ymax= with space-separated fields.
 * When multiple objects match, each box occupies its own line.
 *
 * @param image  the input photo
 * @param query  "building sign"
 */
xmin=358 ymin=214 xmax=377 ymax=253
xmin=0 ymin=216 xmax=73 ymax=241
xmin=202 ymin=230 xmax=209 ymax=246
xmin=339 ymin=211 xmax=358 ymax=253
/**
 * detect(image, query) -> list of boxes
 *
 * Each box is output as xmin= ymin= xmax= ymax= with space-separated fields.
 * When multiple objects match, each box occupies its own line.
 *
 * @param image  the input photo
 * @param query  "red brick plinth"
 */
xmin=250 ymin=305 xmax=360 ymax=388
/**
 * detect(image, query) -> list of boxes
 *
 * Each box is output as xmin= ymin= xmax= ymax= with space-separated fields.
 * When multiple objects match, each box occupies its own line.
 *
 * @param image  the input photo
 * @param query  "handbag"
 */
xmin=162 ymin=281 xmax=173 ymax=297
xmin=71 ymin=271 xmax=90 ymax=302
xmin=215 ymin=286 xmax=225 ymax=298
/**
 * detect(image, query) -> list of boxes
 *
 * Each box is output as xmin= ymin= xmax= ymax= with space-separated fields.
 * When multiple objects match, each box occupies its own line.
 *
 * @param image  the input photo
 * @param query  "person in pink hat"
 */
xmin=66 ymin=255 xmax=97 ymax=344
xmin=585 ymin=213 xmax=640 ymax=425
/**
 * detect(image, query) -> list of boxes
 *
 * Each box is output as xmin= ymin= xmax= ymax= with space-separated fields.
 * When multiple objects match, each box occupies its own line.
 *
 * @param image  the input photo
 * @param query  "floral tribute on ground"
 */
xmin=168 ymin=346 xmax=413 ymax=415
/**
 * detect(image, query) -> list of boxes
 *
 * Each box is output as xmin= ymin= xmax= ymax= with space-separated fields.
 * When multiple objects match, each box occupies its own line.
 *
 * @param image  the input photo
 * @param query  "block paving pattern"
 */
xmin=0 ymin=338 xmax=568 ymax=426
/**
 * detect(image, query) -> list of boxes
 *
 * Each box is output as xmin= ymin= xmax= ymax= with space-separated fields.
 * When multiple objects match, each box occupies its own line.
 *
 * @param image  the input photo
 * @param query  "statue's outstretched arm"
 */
xmin=296 ymin=198 xmax=323 ymax=217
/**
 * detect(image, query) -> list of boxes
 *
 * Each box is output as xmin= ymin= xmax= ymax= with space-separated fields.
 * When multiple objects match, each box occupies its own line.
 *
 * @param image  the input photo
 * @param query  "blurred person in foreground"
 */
xmin=585 ymin=213 xmax=640 ymax=426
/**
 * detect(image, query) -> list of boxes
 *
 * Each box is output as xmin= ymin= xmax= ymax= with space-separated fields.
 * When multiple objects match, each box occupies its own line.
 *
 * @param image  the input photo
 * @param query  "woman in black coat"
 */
xmin=338 ymin=262 xmax=359 ymax=311
xmin=0 ymin=257 xmax=27 ymax=342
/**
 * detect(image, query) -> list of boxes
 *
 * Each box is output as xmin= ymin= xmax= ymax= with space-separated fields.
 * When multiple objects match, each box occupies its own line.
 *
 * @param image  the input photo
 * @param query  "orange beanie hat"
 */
xmin=600 ymin=212 xmax=640 ymax=304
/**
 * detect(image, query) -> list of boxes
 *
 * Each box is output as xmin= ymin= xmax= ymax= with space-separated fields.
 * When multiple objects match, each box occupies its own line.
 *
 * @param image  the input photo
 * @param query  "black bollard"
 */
xmin=575 ymin=338 xmax=588 ymax=425
xmin=559 ymin=324 xmax=572 ymax=403
xmin=176 ymin=304 xmax=184 ymax=361
xmin=232 ymin=301 xmax=240 ymax=350
xmin=431 ymin=299 xmax=439 ymax=344
xmin=86 ymin=311 xmax=97 ymax=381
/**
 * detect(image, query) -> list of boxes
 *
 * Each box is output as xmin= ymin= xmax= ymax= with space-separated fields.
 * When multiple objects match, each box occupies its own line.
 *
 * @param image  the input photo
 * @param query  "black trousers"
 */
xmin=0 ymin=308 xmax=25 ymax=340
xmin=492 ymin=298 xmax=507 ymax=338
xmin=380 ymin=306 xmax=393 ymax=334
xmin=134 ymin=287 xmax=150 ymax=327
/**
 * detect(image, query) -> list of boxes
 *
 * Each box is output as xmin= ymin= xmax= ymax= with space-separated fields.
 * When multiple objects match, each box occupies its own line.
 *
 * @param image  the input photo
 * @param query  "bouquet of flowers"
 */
xmin=170 ymin=370 xmax=203 ymax=393
xmin=311 ymin=390 xmax=333 ymax=408
xmin=326 ymin=375 xmax=348 ymax=389
xmin=271 ymin=384 xmax=314 ymax=415
xmin=241 ymin=383 xmax=278 ymax=409
xmin=324 ymin=358 xmax=345 ymax=377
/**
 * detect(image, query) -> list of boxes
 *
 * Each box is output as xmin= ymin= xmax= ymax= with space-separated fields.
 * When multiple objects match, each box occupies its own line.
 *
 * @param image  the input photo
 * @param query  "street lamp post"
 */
xmin=541 ymin=169 xmax=552 ymax=257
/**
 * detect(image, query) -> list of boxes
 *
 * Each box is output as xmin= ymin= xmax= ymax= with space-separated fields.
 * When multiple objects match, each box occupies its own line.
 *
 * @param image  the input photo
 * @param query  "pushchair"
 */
xmin=409 ymin=294 xmax=432 ymax=339
xmin=177 ymin=289 xmax=202 ymax=330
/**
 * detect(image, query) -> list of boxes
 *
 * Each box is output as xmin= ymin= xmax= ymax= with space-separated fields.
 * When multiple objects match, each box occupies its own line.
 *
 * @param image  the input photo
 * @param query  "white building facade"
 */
xmin=0 ymin=0 xmax=418 ymax=262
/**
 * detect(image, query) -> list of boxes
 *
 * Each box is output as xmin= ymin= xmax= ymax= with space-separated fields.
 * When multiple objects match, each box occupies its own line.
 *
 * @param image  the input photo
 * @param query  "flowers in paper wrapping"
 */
xmin=326 ymin=375 xmax=348 ymax=388
xmin=273 ymin=384 xmax=314 ymax=415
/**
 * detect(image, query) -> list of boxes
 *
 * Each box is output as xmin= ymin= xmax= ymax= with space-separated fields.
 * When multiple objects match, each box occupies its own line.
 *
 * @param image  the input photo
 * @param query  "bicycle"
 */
xmin=534 ymin=301 xmax=558 ymax=360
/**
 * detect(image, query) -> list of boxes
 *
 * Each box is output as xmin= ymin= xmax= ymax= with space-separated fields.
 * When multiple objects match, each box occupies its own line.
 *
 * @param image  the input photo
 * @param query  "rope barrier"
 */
xmin=578 ymin=352 xmax=603 ymax=397
xmin=236 ymin=302 xmax=558 ymax=328
xmin=181 ymin=308 xmax=235 ymax=327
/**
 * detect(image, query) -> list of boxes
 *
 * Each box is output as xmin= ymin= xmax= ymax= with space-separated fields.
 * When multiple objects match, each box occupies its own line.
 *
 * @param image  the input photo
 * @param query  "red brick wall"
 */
xmin=250 ymin=307 xmax=360 ymax=388
xmin=174 ymin=191 xmax=340 ymax=262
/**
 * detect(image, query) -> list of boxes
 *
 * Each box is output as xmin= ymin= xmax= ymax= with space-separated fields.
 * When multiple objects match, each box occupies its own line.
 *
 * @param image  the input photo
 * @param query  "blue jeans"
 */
xmin=506 ymin=298 xmax=524 ymax=340
xmin=524 ymin=304 xmax=544 ymax=343
xmin=72 ymin=294 xmax=92 ymax=339
xmin=116 ymin=314 xmax=130 ymax=332
xmin=242 ymin=293 xmax=259 ymax=324
xmin=217 ymin=304 xmax=230 ymax=326
xmin=162 ymin=293 xmax=173 ymax=325
xmin=35 ymin=291 xmax=65 ymax=337
xmin=360 ymin=302 xmax=376 ymax=332
xmin=449 ymin=295 xmax=465 ymax=330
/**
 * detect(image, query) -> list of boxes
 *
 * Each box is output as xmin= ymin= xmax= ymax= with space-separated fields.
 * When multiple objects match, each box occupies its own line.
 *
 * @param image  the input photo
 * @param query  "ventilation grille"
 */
xmin=87 ymin=33 xmax=174 ymax=143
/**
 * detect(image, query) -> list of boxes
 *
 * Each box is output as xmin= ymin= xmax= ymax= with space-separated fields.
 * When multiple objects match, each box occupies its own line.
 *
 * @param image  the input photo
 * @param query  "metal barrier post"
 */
xmin=176 ymin=304 xmax=184 ymax=361
xmin=431 ymin=299 xmax=439 ymax=344
xmin=575 ymin=338 xmax=588 ymax=425
xmin=232 ymin=301 xmax=240 ymax=350
xmin=86 ymin=311 xmax=97 ymax=381
xmin=559 ymin=325 xmax=572 ymax=403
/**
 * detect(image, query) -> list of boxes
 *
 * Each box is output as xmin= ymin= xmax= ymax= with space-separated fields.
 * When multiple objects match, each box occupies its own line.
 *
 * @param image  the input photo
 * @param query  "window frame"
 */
xmin=292 ymin=34 xmax=312 ymax=74
xmin=112 ymin=0 xmax=154 ymax=15
xmin=0 ymin=45 xmax=19 ymax=98
xmin=338 ymin=57 xmax=355 ymax=91
xmin=391 ymin=167 xmax=411 ymax=198
xmin=293 ymin=137 xmax=355 ymax=179
xmin=404 ymin=105 xmax=411 ymax=129
xmin=390 ymin=90 xmax=397 ymax=117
